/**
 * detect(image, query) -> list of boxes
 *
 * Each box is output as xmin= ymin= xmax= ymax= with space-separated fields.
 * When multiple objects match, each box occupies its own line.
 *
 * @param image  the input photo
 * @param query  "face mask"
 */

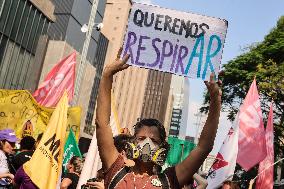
xmin=137 ymin=137 xmax=159 ymax=163
xmin=125 ymin=137 xmax=167 ymax=166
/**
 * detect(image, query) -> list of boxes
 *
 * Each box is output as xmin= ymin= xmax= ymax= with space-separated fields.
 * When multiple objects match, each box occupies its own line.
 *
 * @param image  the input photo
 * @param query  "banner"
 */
xmin=0 ymin=90 xmax=81 ymax=139
xmin=24 ymin=93 xmax=68 ymax=189
xmin=123 ymin=3 xmax=228 ymax=80
xmin=63 ymin=130 xmax=82 ymax=173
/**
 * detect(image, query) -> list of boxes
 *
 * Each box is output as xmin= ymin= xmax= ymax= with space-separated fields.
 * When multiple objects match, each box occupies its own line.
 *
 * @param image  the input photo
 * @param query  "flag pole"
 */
xmin=253 ymin=157 xmax=284 ymax=180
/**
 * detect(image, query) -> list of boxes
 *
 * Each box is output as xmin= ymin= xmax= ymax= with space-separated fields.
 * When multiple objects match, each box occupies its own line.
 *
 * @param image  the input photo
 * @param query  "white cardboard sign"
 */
xmin=122 ymin=3 xmax=228 ymax=80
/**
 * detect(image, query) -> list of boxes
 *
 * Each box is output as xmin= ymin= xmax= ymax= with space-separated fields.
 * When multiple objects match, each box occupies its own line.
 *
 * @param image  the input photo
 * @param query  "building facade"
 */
xmin=49 ymin=0 xmax=106 ymax=64
xmin=101 ymin=0 xmax=150 ymax=131
xmin=140 ymin=70 xmax=172 ymax=125
xmin=169 ymin=92 xmax=184 ymax=137
xmin=40 ymin=0 xmax=109 ymax=138
xmin=0 ymin=0 xmax=55 ymax=90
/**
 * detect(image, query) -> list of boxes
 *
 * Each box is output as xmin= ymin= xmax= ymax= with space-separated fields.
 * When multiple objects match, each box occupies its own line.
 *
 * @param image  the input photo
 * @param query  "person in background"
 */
xmin=13 ymin=133 xmax=43 ymax=189
xmin=60 ymin=156 xmax=83 ymax=189
xmin=0 ymin=129 xmax=18 ymax=187
xmin=221 ymin=180 xmax=240 ymax=189
xmin=12 ymin=136 xmax=36 ymax=171
xmin=84 ymin=134 xmax=135 ymax=189
xmin=113 ymin=134 xmax=135 ymax=167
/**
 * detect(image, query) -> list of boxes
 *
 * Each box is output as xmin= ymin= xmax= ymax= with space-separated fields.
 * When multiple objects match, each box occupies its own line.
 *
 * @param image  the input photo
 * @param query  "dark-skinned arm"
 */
xmin=96 ymin=48 xmax=130 ymax=170
xmin=175 ymin=73 xmax=222 ymax=187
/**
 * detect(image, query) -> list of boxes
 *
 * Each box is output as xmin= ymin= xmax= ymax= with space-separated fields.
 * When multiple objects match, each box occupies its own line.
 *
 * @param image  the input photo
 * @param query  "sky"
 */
xmin=134 ymin=0 xmax=284 ymax=154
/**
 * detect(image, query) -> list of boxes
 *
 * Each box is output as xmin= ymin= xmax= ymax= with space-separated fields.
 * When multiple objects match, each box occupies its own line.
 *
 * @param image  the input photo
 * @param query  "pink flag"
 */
xmin=256 ymin=103 xmax=274 ymax=189
xmin=33 ymin=52 xmax=76 ymax=107
xmin=237 ymin=79 xmax=266 ymax=171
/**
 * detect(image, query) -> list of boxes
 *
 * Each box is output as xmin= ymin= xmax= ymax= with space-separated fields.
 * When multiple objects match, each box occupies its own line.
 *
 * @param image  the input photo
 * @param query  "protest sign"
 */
xmin=0 ymin=90 xmax=81 ymax=139
xmin=123 ymin=3 xmax=228 ymax=80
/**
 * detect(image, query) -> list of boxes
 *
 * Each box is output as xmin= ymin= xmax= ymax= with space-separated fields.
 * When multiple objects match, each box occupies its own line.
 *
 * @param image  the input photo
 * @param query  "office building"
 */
xmin=40 ymin=0 xmax=109 ymax=138
xmin=0 ymin=0 xmax=55 ymax=90
xmin=140 ymin=70 xmax=172 ymax=125
xmin=101 ymin=0 xmax=150 ymax=131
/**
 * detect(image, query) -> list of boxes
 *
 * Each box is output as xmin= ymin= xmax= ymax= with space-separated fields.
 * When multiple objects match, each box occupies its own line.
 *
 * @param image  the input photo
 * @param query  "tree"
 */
xmin=201 ymin=16 xmax=284 ymax=187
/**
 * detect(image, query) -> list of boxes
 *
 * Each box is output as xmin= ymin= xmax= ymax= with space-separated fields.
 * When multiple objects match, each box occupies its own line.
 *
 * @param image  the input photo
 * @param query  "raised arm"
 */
xmin=175 ymin=73 xmax=222 ymax=186
xmin=96 ymin=48 xmax=130 ymax=170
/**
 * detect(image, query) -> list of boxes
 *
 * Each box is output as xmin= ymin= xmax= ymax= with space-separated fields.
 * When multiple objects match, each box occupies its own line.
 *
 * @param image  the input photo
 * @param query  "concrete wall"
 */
xmin=29 ymin=0 xmax=55 ymax=21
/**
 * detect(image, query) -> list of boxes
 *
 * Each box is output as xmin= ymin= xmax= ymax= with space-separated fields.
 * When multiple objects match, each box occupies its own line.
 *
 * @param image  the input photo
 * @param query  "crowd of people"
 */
xmin=0 ymin=127 xmax=241 ymax=189
xmin=0 ymin=50 xmax=242 ymax=189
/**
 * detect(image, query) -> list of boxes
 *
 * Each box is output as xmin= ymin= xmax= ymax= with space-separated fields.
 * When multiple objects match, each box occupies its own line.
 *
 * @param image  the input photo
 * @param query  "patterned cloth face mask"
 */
xmin=125 ymin=137 xmax=167 ymax=166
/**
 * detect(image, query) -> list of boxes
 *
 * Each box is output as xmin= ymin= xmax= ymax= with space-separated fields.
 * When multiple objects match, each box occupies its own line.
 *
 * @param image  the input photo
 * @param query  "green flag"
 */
xmin=63 ymin=130 xmax=82 ymax=172
xmin=166 ymin=136 xmax=196 ymax=166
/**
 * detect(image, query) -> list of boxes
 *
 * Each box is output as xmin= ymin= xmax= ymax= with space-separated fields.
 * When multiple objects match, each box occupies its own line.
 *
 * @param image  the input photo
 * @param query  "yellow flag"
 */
xmin=24 ymin=92 xmax=68 ymax=189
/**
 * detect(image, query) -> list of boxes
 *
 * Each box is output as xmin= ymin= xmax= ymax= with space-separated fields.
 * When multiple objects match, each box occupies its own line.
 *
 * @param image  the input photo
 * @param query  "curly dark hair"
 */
xmin=113 ymin=134 xmax=133 ymax=153
xmin=133 ymin=118 xmax=169 ymax=153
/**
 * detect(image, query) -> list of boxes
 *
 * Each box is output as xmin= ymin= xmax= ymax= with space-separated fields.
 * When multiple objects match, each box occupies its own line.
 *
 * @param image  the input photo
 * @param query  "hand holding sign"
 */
xmin=204 ymin=72 xmax=222 ymax=102
xmin=103 ymin=48 xmax=130 ymax=77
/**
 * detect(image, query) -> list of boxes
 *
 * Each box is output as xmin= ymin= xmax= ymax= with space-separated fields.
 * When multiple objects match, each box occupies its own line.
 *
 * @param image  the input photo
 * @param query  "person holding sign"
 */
xmin=95 ymin=49 xmax=221 ymax=189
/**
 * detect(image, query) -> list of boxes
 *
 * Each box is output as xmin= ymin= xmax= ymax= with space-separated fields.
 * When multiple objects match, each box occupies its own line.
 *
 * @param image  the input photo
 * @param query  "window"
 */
xmin=27 ymin=12 xmax=40 ymax=51
xmin=16 ymin=3 xmax=31 ymax=43
xmin=4 ymin=0 xmax=19 ymax=36
xmin=10 ymin=0 xmax=25 ymax=40
xmin=22 ymin=7 xmax=36 ymax=50
xmin=32 ymin=17 xmax=45 ymax=53
xmin=0 ymin=0 xmax=11 ymax=32
xmin=0 ymin=0 xmax=5 ymax=17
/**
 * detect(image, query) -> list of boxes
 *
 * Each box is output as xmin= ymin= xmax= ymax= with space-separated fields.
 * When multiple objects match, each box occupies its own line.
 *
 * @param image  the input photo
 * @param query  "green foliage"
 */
xmin=201 ymin=16 xmax=284 ymax=186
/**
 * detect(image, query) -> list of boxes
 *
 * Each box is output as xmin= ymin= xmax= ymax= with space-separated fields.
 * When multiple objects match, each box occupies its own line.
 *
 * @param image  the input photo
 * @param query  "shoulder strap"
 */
xmin=108 ymin=166 xmax=131 ymax=189
xmin=158 ymin=173 xmax=170 ymax=189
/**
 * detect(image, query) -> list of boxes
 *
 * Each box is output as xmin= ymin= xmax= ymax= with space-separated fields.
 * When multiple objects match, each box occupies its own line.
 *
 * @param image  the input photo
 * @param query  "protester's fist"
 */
xmin=204 ymin=72 xmax=222 ymax=102
xmin=103 ymin=48 xmax=130 ymax=77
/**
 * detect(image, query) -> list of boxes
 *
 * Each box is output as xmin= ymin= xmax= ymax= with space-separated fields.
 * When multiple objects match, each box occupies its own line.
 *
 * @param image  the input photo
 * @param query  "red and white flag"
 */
xmin=206 ymin=113 xmax=239 ymax=189
xmin=33 ymin=52 xmax=76 ymax=107
xmin=237 ymin=79 xmax=266 ymax=171
xmin=256 ymin=103 xmax=274 ymax=189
